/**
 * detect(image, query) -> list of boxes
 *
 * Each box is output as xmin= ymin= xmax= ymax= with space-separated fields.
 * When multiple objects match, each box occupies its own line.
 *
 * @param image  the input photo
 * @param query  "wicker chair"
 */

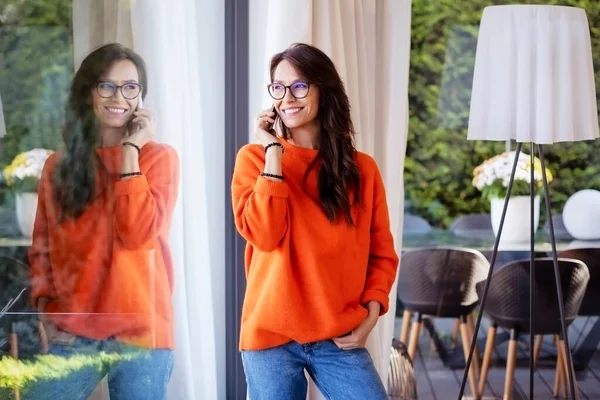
xmin=402 ymin=214 xmax=431 ymax=235
xmin=532 ymin=248 xmax=600 ymax=374
xmin=397 ymin=247 xmax=490 ymax=398
xmin=476 ymin=258 xmax=589 ymax=400
xmin=543 ymin=214 xmax=573 ymax=241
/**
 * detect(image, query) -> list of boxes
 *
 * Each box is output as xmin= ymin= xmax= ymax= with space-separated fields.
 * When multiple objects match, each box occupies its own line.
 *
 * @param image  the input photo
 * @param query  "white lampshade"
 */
xmin=468 ymin=5 xmax=599 ymax=144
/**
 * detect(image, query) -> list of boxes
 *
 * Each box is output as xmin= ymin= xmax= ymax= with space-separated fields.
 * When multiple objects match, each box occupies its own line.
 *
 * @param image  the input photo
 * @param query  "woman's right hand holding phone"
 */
xmin=254 ymin=108 xmax=283 ymax=179
xmin=254 ymin=108 xmax=280 ymax=147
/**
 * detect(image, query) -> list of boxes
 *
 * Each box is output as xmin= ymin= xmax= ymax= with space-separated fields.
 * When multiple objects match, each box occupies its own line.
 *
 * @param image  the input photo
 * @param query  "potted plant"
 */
xmin=2 ymin=149 xmax=53 ymax=238
xmin=472 ymin=151 xmax=553 ymax=243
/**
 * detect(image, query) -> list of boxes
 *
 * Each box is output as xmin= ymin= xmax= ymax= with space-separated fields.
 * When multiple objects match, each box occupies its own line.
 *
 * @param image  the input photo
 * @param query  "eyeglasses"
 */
xmin=96 ymin=81 xmax=142 ymax=100
xmin=267 ymin=81 xmax=311 ymax=100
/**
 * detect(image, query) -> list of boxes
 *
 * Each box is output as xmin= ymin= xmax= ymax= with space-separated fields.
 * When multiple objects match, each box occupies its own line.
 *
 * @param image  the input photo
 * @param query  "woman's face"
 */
xmin=91 ymin=59 xmax=142 ymax=129
xmin=272 ymin=60 xmax=320 ymax=130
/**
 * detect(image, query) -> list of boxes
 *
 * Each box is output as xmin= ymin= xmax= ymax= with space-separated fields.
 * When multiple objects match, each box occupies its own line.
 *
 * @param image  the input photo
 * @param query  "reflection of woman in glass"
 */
xmin=26 ymin=43 xmax=179 ymax=399
xmin=232 ymin=43 xmax=399 ymax=399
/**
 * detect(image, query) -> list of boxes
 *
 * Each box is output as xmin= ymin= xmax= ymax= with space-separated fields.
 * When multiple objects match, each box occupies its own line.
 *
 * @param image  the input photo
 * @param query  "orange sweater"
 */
xmin=29 ymin=142 xmax=179 ymax=349
xmin=232 ymin=139 xmax=399 ymax=350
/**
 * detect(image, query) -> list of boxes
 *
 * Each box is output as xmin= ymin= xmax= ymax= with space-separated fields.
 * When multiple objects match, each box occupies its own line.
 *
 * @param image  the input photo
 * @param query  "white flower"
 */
xmin=472 ymin=151 xmax=545 ymax=190
xmin=3 ymin=148 xmax=53 ymax=184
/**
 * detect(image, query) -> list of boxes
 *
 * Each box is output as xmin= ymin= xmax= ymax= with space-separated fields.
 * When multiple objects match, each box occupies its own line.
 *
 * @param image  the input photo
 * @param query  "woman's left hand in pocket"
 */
xmin=332 ymin=302 xmax=381 ymax=350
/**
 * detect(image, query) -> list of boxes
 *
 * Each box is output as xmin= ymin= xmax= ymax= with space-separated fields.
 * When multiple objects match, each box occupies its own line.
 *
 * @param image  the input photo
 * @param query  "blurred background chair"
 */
xmin=476 ymin=258 xmax=589 ymax=400
xmin=402 ymin=214 xmax=432 ymax=235
xmin=397 ymin=247 xmax=490 ymax=398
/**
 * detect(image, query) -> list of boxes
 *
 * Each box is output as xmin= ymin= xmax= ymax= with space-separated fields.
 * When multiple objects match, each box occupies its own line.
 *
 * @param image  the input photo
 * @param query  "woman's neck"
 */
xmin=100 ymin=125 xmax=126 ymax=148
xmin=288 ymin=122 xmax=321 ymax=149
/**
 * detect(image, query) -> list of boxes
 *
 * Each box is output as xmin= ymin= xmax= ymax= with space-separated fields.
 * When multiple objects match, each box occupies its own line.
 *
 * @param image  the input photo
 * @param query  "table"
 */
xmin=402 ymin=229 xmax=600 ymax=252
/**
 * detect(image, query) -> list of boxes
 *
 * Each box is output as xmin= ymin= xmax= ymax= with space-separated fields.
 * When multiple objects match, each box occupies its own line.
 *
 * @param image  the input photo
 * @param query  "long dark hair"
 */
xmin=55 ymin=43 xmax=148 ymax=220
xmin=270 ymin=43 xmax=361 ymax=225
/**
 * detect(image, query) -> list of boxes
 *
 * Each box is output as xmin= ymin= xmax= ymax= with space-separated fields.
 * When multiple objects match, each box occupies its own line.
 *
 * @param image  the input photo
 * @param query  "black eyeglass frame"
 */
xmin=95 ymin=81 xmax=143 ymax=100
xmin=266 ymin=81 xmax=311 ymax=100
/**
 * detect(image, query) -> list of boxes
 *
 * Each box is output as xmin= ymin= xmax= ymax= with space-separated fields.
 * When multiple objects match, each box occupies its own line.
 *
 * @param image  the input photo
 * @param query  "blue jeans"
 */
xmin=22 ymin=336 xmax=174 ymax=400
xmin=241 ymin=340 xmax=388 ymax=400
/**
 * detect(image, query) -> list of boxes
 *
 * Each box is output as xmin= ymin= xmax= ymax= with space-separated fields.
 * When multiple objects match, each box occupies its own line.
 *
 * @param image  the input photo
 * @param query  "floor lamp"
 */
xmin=458 ymin=5 xmax=599 ymax=400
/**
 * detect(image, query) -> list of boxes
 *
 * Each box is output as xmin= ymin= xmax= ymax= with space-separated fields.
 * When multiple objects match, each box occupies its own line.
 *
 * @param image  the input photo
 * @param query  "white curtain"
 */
xmin=72 ymin=1 xmax=225 ymax=399
xmin=249 ymin=0 xmax=412 ymax=397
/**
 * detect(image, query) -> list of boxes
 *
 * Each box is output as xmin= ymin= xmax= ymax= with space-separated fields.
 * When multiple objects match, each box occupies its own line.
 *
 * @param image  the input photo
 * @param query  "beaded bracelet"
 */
xmin=264 ymin=142 xmax=284 ymax=154
xmin=120 ymin=172 xmax=142 ymax=179
xmin=260 ymin=172 xmax=284 ymax=181
xmin=122 ymin=141 xmax=141 ymax=155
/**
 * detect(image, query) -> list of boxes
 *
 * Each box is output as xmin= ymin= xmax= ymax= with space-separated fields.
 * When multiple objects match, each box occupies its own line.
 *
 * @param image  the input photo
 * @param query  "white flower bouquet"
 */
xmin=2 ymin=148 xmax=53 ymax=193
xmin=472 ymin=151 xmax=553 ymax=201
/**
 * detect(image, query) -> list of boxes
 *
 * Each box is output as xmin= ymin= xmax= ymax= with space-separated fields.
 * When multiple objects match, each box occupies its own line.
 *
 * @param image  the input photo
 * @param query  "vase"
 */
xmin=15 ymin=192 xmax=38 ymax=238
xmin=490 ymin=195 xmax=540 ymax=243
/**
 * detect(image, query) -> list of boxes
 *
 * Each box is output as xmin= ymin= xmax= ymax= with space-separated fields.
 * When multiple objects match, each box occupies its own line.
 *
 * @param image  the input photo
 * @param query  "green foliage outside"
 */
xmin=406 ymin=0 xmax=600 ymax=228
xmin=0 ymin=0 xmax=72 ymax=206
xmin=0 ymin=352 xmax=143 ymax=390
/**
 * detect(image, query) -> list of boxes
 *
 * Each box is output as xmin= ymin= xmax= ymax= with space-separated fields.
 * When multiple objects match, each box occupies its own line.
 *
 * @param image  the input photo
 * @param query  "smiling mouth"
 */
xmin=104 ymin=106 xmax=129 ymax=115
xmin=281 ymin=107 xmax=303 ymax=116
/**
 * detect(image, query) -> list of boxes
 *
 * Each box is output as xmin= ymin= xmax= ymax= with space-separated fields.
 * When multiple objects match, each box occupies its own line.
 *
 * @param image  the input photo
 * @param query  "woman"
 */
xmin=232 ymin=43 xmax=399 ymax=399
xmin=26 ymin=43 xmax=179 ymax=400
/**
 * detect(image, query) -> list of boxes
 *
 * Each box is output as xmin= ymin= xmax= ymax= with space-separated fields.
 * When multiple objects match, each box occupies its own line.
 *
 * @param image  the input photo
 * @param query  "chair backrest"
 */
xmin=0 ymin=255 xmax=33 ymax=357
xmin=543 ymin=214 xmax=573 ymax=239
xmin=402 ymin=214 xmax=431 ymax=235
xmin=558 ymin=248 xmax=600 ymax=316
xmin=397 ymin=247 xmax=490 ymax=316
xmin=476 ymin=258 xmax=589 ymax=334
xmin=449 ymin=213 xmax=494 ymax=240
xmin=449 ymin=213 xmax=492 ymax=231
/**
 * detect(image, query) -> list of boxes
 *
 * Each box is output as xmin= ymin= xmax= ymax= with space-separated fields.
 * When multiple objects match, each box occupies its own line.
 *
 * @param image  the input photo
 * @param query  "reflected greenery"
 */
xmin=407 ymin=0 xmax=600 ymax=228
xmin=0 ymin=0 xmax=72 ymax=206
xmin=0 ymin=351 xmax=143 ymax=390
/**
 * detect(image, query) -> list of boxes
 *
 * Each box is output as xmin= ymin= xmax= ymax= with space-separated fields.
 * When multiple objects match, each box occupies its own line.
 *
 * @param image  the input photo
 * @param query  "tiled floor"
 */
xmin=394 ymin=316 xmax=600 ymax=400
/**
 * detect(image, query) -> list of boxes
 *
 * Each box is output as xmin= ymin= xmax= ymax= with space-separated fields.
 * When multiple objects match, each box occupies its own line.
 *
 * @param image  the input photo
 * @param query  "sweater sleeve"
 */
xmin=113 ymin=144 xmax=179 ymax=250
xmin=360 ymin=164 xmax=400 ymax=315
xmin=231 ymin=145 xmax=289 ymax=252
xmin=29 ymin=157 xmax=58 ymax=307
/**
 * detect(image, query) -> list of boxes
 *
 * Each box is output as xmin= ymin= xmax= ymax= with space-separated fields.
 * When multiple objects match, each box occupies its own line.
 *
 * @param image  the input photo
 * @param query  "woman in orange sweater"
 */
xmin=232 ymin=43 xmax=399 ymax=399
xmin=25 ymin=43 xmax=179 ymax=400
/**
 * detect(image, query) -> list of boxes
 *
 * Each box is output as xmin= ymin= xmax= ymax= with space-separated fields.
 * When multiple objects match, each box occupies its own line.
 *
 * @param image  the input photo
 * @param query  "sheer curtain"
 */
xmin=249 ymin=0 xmax=412 ymax=397
xmin=72 ymin=0 xmax=225 ymax=399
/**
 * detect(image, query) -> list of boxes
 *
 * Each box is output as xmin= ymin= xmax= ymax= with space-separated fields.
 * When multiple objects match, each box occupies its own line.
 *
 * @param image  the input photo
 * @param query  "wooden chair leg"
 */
xmin=10 ymin=331 xmax=21 ymax=400
xmin=451 ymin=319 xmax=460 ymax=348
xmin=478 ymin=324 xmax=497 ymax=398
xmin=503 ymin=331 xmax=519 ymax=400
xmin=459 ymin=316 xmax=479 ymax=399
xmin=533 ymin=334 xmax=543 ymax=369
xmin=553 ymin=336 xmax=566 ymax=398
xmin=466 ymin=313 xmax=481 ymax=380
xmin=400 ymin=310 xmax=412 ymax=344
xmin=559 ymin=338 xmax=579 ymax=400
xmin=39 ymin=320 xmax=49 ymax=354
xmin=407 ymin=313 xmax=423 ymax=360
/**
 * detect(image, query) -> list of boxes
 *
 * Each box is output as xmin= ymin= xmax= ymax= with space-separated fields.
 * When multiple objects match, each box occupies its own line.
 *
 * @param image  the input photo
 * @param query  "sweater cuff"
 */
xmin=254 ymin=176 xmax=289 ymax=198
xmin=114 ymin=175 xmax=151 ymax=196
xmin=361 ymin=289 xmax=390 ymax=316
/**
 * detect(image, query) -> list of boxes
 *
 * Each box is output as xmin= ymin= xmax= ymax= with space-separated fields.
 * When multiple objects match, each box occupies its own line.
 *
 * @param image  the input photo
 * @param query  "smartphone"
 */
xmin=265 ymin=105 xmax=277 ymax=133
xmin=127 ymin=97 xmax=144 ymax=136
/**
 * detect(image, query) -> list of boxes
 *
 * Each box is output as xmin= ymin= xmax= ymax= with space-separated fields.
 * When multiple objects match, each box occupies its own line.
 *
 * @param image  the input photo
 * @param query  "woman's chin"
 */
xmin=100 ymin=119 xmax=128 ymax=129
